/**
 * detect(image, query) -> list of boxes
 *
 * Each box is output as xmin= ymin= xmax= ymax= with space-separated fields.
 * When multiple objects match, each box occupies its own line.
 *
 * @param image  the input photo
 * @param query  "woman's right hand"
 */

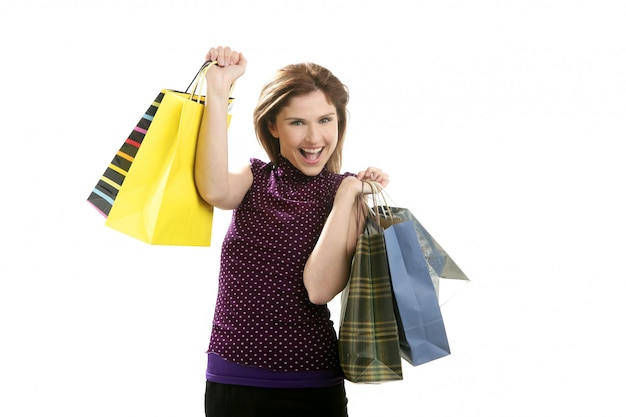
xmin=204 ymin=46 xmax=247 ymax=94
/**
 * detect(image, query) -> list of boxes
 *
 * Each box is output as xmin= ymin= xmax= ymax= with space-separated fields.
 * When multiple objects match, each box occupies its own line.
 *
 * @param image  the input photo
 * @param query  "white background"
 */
xmin=1 ymin=1 xmax=625 ymax=416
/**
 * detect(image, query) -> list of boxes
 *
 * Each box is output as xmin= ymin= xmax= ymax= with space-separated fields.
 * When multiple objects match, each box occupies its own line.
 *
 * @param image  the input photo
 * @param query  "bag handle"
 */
xmin=359 ymin=180 xmax=401 ymax=229
xmin=356 ymin=181 xmax=385 ymax=229
xmin=185 ymin=61 xmax=210 ymax=92
xmin=184 ymin=61 xmax=236 ymax=104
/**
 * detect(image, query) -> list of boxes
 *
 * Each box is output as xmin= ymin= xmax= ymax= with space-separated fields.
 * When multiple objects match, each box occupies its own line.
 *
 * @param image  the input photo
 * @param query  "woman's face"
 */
xmin=268 ymin=90 xmax=338 ymax=176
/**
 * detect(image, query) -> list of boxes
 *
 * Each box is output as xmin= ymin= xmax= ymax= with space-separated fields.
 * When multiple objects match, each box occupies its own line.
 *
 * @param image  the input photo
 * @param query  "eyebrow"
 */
xmin=284 ymin=112 xmax=336 ymax=121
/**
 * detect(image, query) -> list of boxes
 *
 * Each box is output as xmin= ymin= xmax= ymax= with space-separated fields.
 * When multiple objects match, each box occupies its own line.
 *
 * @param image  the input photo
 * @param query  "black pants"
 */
xmin=205 ymin=380 xmax=349 ymax=417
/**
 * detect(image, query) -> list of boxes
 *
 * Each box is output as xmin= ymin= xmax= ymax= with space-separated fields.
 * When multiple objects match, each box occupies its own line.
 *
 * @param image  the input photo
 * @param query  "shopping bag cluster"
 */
xmin=338 ymin=183 xmax=469 ymax=383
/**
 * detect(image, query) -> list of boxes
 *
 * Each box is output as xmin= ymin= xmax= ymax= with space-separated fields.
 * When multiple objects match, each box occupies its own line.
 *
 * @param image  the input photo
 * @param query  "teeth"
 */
xmin=301 ymin=147 xmax=322 ymax=154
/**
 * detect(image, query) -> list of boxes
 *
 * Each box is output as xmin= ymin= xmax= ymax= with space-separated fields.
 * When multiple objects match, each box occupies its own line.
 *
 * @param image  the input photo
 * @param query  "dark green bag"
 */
xmin=338 ymin=217 xmax=403 ymax=383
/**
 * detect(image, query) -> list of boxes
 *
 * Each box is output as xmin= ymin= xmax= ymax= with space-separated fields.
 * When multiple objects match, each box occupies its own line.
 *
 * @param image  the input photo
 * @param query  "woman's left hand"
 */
xmin=336 ymin=167 xmax=389 ymax=200
xmin=357 ymin=167 xmax=389 ymax=189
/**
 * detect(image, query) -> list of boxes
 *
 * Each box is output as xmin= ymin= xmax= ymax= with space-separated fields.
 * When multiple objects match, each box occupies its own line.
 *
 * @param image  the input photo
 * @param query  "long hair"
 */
xmin=253 ymin=63 xmax=349 ymax=174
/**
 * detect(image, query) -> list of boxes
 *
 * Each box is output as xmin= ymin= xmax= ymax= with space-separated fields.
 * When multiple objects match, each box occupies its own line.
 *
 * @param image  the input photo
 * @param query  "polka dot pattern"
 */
xmin=208 ymin=156 xmax=352 ymax=372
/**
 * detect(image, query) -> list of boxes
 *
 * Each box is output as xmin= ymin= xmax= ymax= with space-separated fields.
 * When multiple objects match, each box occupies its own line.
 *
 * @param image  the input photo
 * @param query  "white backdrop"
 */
xmin=1 ymin=1 xmax=625 ymax=416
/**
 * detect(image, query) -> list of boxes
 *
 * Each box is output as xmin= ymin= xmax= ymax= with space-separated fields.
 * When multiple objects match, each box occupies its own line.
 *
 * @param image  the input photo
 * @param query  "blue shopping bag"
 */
xmin=384 ymin=219 xmax=451 ymax=366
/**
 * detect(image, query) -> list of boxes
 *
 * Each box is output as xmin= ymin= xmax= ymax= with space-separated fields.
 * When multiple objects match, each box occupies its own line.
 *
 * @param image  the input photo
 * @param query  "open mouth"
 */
xmin=300 ymin=147 xmax=323 ymax=161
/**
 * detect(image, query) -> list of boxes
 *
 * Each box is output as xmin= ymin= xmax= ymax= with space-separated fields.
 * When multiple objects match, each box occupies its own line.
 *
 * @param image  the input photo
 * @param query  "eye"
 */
xmin=290 ymin=120 xmax=304 ymax=126
xmin=320 ymin=117 xmax=332 ymax=124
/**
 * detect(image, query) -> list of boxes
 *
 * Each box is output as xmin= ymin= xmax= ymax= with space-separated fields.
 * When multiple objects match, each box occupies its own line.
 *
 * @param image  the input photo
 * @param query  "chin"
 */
xmin=299 ymin=164 xmax=325 ymax=176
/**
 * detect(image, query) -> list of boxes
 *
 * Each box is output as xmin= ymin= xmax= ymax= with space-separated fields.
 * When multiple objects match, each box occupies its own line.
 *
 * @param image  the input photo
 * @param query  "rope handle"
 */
xmin=356 ymin=180 xmax=401 ymax=233
xmin=184 ymin=61 xmax=236 ymax=103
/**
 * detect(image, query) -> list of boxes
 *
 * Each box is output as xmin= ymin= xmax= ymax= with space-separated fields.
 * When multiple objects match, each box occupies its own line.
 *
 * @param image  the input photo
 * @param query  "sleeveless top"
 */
xmin=206 ymin=156 xmax=353 ymax=386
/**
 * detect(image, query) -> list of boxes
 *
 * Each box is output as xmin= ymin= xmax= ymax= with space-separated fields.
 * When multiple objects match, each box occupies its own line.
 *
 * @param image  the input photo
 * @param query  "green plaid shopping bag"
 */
xmin=338 ymin=217 xmax=403 ymax=383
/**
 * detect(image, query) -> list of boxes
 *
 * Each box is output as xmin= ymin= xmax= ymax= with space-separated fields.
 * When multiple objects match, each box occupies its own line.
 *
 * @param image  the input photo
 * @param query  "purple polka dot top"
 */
xmin=207 ymin=156 xmax=352 ymax=373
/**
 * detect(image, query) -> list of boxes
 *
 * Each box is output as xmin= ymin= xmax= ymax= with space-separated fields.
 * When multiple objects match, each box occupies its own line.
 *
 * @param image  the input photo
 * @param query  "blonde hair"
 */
xmin=253 ymin=63 xmax=349 ymax=173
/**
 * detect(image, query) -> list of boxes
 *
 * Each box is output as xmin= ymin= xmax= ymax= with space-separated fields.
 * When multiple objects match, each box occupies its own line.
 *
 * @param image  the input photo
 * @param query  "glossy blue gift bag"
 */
xmin=384 ymin=219 xmax=451 ymax=366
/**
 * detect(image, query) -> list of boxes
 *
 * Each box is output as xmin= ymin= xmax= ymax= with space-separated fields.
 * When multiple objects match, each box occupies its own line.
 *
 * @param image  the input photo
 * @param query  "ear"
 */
xmin=267 ymin=120 xmax=279 ymax=139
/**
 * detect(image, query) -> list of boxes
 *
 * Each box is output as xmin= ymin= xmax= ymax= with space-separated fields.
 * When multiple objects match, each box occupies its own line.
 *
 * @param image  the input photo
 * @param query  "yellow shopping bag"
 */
xmin=97 ymin=61 xmax=233 ymax=246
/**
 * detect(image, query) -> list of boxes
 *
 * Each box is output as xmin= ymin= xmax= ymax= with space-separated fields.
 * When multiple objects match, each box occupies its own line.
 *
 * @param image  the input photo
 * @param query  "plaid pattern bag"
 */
xmin=338 ymin=217 xmax=403 ymax=383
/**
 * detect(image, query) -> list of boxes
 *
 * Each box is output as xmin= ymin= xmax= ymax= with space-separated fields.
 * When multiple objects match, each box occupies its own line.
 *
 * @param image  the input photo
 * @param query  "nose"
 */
xmin=305 ymin=123 xmax=323 ymax=144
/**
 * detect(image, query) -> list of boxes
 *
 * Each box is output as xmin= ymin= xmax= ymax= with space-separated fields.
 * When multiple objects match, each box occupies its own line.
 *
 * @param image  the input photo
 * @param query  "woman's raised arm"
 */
xmin=195 ymin=46 xmax=252 ymax=210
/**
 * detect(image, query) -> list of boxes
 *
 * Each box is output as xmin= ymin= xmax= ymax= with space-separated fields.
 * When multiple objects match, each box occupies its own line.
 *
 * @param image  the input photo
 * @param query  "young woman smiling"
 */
xmin=195 ymin=46 xmax=388 ymax=417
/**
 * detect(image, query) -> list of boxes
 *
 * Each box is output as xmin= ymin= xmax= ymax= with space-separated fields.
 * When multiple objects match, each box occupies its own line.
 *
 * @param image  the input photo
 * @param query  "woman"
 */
xmin=195 ymin=46 xmax=388 ymax=417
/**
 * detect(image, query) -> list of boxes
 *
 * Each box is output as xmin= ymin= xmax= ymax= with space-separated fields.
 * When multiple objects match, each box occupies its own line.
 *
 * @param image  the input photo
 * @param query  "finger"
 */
xmin=376 ymin=174 xmax=390 ymax=188
xmin=215 ymin=46 xmax=224 ymax=66
xmin=205 ymin=48 xmax=214 ymax=62
xmin=206 ymin=47 xmax=221 ymax=63
xmin=210 ymin=46 xmax=226 ymax=66
xmin=238 ymin=52 xmax=247 ymax=67
xmin=367 ymin=170 xmax=389 ymax=188
xmin=357 ymin=168 xmax=374 ymax=179
xmin=230 ymin=51 xmax=241 ymax=65
xmin=365 ymin=167 xmax=379 ymax=181
xmin=220 ymin=46 xmax=232 ymax=66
